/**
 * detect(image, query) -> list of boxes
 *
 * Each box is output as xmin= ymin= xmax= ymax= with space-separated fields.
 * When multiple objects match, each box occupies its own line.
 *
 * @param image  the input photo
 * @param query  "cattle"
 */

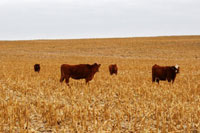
xmin=152 ymin=64 xmax=179 ymax=84
xmin=60 ymin=63 xmax=101 ymax=85
xmin=109 ymin=64 xmax=118 ymax=75
xmin=34 ymin=64 xmax=40 ymax=73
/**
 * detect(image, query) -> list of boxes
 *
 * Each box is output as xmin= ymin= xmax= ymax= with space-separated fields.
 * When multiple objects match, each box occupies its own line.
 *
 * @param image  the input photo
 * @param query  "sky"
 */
xmin=0 ymin=0 xmax=200 ymax=40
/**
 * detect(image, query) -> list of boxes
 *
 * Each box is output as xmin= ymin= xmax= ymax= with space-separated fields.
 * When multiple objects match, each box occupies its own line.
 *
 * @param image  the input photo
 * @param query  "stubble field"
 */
xmin=0 ymin=36 xmax=200 ymax=132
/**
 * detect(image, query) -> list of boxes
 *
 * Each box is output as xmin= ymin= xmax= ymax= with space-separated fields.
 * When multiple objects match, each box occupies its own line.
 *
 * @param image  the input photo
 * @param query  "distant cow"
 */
xmin=60 ymin=63 xmax=101 ymax=85
xmin=152 ymin=64 xmax=179 ymax=84
xmin=34 ymin=64 xmax=40 ymax=73
xmin=109 ymin=64 xmax=118 ymax=75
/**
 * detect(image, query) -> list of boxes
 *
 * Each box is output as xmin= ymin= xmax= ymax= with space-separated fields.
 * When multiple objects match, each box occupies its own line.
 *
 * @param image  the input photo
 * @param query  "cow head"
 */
xmin=92 ymin=63 xmax=101 ymax=72
xmin=174 ymin=65 xmax=180 ymax=73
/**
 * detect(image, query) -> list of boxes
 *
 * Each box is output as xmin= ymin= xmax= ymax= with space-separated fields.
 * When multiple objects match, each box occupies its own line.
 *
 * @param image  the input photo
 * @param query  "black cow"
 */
xmin=34 ymin=64 xmax=40 ymax=73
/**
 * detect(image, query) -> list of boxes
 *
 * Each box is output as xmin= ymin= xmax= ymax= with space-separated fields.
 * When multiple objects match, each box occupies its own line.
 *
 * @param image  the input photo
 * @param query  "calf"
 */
xmin=109 ymin=64 xmax=118 ymax=75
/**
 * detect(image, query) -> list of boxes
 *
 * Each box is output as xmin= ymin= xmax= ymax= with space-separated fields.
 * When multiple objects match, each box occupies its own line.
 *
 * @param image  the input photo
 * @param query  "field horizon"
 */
xmin=1 ymin=35 xmax=200 ymax=41
xmin=0 ymin=35 xmax=200 ymax=132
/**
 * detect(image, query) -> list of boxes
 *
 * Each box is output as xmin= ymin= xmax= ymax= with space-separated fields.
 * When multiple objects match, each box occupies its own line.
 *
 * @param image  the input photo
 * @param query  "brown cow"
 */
xmin=152 ymin=64 xmax=179 ymax=84
xmin=34 ymin=64 xmax=40 ymax=73
xmin=60 ymin=63 xmax=101 ymax=85
xmin=109 ymin=64 xmax=118 ymax=75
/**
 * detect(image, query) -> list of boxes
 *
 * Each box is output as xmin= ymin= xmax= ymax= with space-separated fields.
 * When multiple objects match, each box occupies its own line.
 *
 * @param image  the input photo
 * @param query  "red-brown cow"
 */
xmin=109 ymin=64 xmax=118 ymax=75
xmin=152 ymin=64 xmax=180 ymax=84
xmin=60 ymin=63 xmax=101 ymax=85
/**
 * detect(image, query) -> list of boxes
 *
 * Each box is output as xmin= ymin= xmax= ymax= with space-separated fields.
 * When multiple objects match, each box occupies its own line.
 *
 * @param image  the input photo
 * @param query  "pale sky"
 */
xmin=0 ymin=0 xmax=200 ymax=40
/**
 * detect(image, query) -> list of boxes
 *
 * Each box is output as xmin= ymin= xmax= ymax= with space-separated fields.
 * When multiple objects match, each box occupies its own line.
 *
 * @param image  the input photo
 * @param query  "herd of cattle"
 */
xmin=34 ymin=63 xmax=180 ymax=85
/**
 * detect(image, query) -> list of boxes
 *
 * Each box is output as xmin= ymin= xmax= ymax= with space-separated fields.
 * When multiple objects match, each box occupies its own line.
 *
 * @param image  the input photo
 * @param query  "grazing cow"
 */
xmin=60 ymin=63 xmax=101 ymax=85
xmin=152 ymin=64 xmax=179 ymax=84
xmin=109 ymin=64 xmax=118 ymax=75
xmin=34 ymin=64 xmax=40 ymax=73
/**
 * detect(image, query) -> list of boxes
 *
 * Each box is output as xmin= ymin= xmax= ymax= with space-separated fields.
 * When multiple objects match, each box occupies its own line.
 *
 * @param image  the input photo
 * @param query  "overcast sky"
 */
xmin=0 ymin=0 xmax=200 ymax=40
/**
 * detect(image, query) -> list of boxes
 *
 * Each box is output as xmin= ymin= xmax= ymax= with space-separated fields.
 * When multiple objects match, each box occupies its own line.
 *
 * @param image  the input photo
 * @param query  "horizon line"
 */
xmin=0 ymin=34 xmax=200 ymax=41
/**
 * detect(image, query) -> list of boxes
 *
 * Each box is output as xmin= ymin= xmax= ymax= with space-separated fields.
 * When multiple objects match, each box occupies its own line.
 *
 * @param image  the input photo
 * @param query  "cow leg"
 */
xmin=60 ymin=76 xmax=65 ymax=83
xmin=167 ymin=77 xmax=172 ymax=83
xmin=152 ymin=76 xmax=156 ymax=82
xmin=156 ymin=79 xmax=159 ymax=84
xmin=85 ymin=79 xmax=90 ymax=84
xmin=172 ymin=79 xmax=175 ymax=84
xmin=65 ymin=77 xmax=70 ymax=85
xmin=60 ymin=68 xmax=65 ymax=83
xmin=85 ymin=76 xmax=93 ymax=84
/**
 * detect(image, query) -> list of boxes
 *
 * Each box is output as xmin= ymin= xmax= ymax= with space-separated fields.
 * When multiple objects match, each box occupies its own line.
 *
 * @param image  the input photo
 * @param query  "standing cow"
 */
xmin=109 ymin=64 xmax=118 ymax=75
xmin=60 ymin=63 xmax=101 ymax=85
xmin=34 ymin=64 xmax=40 ymax=73
xmin=152 ymin=64 xmax=179 ymax=84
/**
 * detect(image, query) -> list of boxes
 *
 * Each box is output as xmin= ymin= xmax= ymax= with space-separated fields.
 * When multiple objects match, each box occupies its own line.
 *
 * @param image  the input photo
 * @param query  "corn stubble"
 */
xmin=0 ymin=36 xmax=200 ymax=132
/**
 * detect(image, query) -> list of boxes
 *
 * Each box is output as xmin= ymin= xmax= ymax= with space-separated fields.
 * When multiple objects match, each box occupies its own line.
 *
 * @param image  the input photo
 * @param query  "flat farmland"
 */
xmin=0 ymin=36 xmax=200 ymax=132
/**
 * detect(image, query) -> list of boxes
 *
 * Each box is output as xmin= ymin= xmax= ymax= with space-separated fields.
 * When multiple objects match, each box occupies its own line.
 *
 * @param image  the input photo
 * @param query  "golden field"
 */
xmin=0 ymin=36 xmax=200 ymax=132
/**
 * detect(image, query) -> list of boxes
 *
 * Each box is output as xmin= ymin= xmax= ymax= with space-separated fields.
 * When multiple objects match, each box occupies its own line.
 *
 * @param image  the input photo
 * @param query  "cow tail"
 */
xmin=152 ymin=68 xmax=155 ymax=82
xmin=60 ymin=65 xmax=65 ymax=82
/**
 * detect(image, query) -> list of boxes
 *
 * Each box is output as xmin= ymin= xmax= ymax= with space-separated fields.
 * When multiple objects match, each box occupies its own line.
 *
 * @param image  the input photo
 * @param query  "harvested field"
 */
xmin=0 ymin=36 xmax=200 ymax=132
